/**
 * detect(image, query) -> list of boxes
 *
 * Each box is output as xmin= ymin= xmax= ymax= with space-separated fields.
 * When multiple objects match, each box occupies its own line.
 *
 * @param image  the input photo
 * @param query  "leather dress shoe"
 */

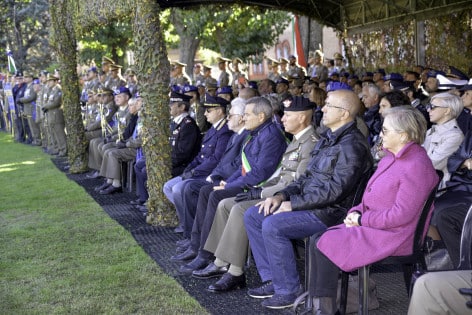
xmin=179 ymin=256 xmax=211 ymax=275
xmin=170 ymin=248 xmax=197 ymax=262
xmin=99 ymin=185 xmax=122 ymax=195
xmin=136 ymin=205 xmax=148 ymax=212
xmin=95 ymin=181 xmax=110 ymax=192
xmin=86 ymin=171 xmax=100 ymax=179
xmin=174 ymin=226 xmax=184 ymax=233
xmin=207 ymin=273 xmax=246 ymax=292
xmin=192 ymin=262 xmax=228 ymax=279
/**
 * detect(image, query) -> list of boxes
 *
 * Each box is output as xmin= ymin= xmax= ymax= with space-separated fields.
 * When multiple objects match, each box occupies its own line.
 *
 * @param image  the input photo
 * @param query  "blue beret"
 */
xmin=169 ymin=91 xmax=192 ymax=103
xmin=88 ymin=67 xmax=98 ymax=73
xmin=217 ymin=86 xmax=233 ymax=95
xmin=247 ymin=81 xmax=258 ymax=90
xmin=384 ymin=73 xmax=403 ymax=82
xmin=114 ymin=86 xmax=131 ymax=97
xmin=204 ymin=93 xmax=229 ymax=108
xmin=374 ymin=68 xmax=386 ymax=76
xmin=326 ymin=81 xmax=352 ymax=92
xmin=33 ymin=79 xmax=40 ymax=84
xmin=363 ymin=72 xmax=373 ymax=77
xmin=182 ymin=85 xmax=198 ymax=93
xmin=283 ymin=96 xmax=315 ymax=111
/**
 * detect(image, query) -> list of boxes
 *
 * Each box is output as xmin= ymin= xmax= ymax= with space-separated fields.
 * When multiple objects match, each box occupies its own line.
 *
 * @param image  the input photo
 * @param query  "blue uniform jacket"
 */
xmin=210 ymin=129 xmax=250 ymax=183
xmin=171 ymin=115 xmax=202 ymax=177
xmin=185 ymin=119 xmax=233 ymax=178
xmin=225 ymin=120 xmax=288 ymax=190
xmin=363 ymin=104 xmax=382 ymax=146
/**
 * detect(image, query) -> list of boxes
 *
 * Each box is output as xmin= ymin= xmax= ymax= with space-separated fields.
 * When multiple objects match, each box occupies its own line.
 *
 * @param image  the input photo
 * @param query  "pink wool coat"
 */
xmin=317 ymin=142 xmax=439 ymax=272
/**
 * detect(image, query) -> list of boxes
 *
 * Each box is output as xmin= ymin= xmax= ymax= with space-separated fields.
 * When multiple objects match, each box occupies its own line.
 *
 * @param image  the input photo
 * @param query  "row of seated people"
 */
xmin=126 ymin=76 xmax=470 ymax=312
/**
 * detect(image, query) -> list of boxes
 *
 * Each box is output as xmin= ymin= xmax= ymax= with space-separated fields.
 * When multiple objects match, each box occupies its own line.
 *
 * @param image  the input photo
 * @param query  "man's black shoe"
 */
xmin=86 ymin=171 xmax=100 ymax=179
xmin=170 ymin=248 xmax=197 ymax=262
xmin=94 ymin=181 xmax=110 ymax=192
xmin=99 ymin=185 xmax=122 ymax=195
xmin=130 ymin=199 xmax=145 ymax=206
xmin=207 ymin=273 xmax=246 ymax=292
xmin=179 ymin=256 xmax=211 ymax=275
xmin=192 ymin=262 xmax=228 ymax=279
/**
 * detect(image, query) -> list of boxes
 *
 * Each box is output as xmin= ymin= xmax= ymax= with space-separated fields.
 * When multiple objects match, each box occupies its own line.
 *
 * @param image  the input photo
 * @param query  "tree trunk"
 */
xmin=179 ymin=36 xmax=200 ymax=79
xmin=134 ymin=0 xmax=177 ymax=226
xmin=49 ymin=0 xmax=88 ymax=173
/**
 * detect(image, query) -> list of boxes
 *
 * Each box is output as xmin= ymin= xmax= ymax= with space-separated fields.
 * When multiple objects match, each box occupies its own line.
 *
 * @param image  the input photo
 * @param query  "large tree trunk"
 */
xmin=49 ymin=0 xmax=88 ymax=173
xmin=134 ymin=0 xmax=177 ymax=226
xmin=179 ymin=36 xmax=200 ymax=79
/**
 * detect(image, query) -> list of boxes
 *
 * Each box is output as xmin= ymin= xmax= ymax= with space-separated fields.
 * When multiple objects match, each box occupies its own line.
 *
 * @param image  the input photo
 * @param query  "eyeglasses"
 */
xmin=205 ymin=108 xmax=217 ymax=113
xmin=426 ymin=104 xmax=448 ymax=111
xmin=325 ymin=103 xmax=349 ymax=111
xmin=227 ymin=114 xmax=240 ymax=119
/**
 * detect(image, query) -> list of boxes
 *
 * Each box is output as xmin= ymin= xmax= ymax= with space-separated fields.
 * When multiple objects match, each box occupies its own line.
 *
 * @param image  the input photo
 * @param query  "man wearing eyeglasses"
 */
xmin=244 ymin=89 xmax=373 ymax=310
xmin=163 ymin=94 xmax=233 ymax=233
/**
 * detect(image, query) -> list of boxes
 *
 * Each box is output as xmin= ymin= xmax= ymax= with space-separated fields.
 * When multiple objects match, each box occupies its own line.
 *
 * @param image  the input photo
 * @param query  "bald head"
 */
xmin=238 ymin=87 xmax=258 ymax=100
xmin=333 ymin=89 xmax=361 ymax=120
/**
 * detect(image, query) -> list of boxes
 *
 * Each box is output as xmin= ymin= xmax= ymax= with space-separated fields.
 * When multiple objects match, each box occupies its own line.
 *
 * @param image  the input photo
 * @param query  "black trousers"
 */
xmin=309 ymin=233 xmax=339 ymax=298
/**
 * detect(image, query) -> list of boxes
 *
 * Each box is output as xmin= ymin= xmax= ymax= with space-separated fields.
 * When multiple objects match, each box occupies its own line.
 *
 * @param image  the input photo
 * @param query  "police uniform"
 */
xmin=43 ymin=75 xmax=67 ymax=156
xmin=170 ymin=113 xmax=201 ymax=177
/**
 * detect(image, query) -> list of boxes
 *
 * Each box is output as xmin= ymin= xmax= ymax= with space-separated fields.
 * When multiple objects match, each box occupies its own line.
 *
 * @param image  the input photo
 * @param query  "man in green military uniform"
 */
xmin=42 ymin=75 xmax=67 ymax=157
xmin=170 ymin=61 xmax=191 ymax=87
xmin=18 ymin=72 xmax=40 ymax=145
xmin=216 ymin=57 xmax=231 ymax=88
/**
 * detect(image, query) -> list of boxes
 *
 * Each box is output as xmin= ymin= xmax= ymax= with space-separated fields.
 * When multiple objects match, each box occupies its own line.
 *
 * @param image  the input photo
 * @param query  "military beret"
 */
xmin=276 ymin=77 xmax=289 ymax=85
xmin=46 ymin=74 xmax=60 ymax=81
xmin=340 ymin=72 xmax=350 ymax=78
xmin=333 ymin=52 xmax=343 ymax=60
xmin=101 ymin=56 xmax=115 ymax=65
xmin=203 ymin=94 xmax=229 ymax=108
xmin=326 ymin=81 xmax=352 ymax=92
xmin=134 ymin=92 xmax=141 ymax=98
xmin=283 ymin=96 xmax=315 ymax=111
xmin=330 ymin=71 xmax=340 ymax=77
xmin=436 ymin=74 xmax=467 ymax=90
xmin=110 ymin=64 xmax=123 ymax=70
xmin=384 ymin=73 xmax=403 ymax=82
xmin=33 ymin=78 xmax=40 ymax=84
xmin=40 ymin=70 xmax=49 ymax=76
xmin=247 ymin=81 xmax=258 ymax=90
xmin=114 ymin=86 xmax=131 ymax=97
xmin=182 ymin=85 xmax=198 ymax=93
xmin=169 ymin=91 xmax=192 ymax=103
xmin=170 ymin=85 xmax=182 ymax=93
xmin=88 ymin=66 xmax=98 ymax=73
xmin=217 ymin=86 xmax=233 ymax=95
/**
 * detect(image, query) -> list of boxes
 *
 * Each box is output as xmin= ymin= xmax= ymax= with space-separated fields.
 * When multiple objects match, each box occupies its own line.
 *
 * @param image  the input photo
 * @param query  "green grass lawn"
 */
xmin=0 ymin=133 xmax=207 ymax=314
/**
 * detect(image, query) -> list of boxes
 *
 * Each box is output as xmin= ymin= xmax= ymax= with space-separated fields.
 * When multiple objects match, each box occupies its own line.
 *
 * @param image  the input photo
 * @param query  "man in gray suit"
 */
xmin=193 ymin=96 xmax=319 ymax=292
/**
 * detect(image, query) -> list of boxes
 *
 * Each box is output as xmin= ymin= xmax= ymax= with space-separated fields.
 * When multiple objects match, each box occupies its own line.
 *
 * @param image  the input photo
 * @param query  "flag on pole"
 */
xmin=7 ymin=51 xmax=17 ymax=74
xmin=294 ymin=16 xmax=307 ymax=68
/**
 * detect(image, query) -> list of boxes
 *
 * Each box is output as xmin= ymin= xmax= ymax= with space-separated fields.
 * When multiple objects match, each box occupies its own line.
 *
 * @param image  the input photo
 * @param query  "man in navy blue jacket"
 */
xmin=174 ymin=96 xmax=288 ymax=275
xmin=163 ymin=94 xmax=233 ymax=232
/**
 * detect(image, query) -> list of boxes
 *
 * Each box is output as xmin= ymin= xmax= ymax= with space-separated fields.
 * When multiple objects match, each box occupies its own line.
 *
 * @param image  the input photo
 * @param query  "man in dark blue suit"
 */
xmin=163 ymin=94 xmax=233 ymax=232
xmin=170 ymin=97 xmax=249 ymax=255
xmin=174 ymin=96 xmax=288 ymax=275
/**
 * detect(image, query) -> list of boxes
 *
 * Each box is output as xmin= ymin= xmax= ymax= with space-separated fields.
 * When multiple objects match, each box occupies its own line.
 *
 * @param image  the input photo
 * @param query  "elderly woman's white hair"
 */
xmin=430 ymin=92 xmax=464 ymax=118
xmin=230 ymin=97 xmax=246 ymax=116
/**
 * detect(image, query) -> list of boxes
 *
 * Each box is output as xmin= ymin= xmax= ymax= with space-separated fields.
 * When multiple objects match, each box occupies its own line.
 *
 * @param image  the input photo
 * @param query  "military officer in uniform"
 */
xmin=163 ymin=94 xmax=233 ymax=233
xmin=182 ymin=84 xmax=209 ymax=133
xmin=107 ymin=64 xmax=127 ymax=91
xmin=267 ymin=58 xmax=281 ymax=83
xmin=216 ymin=57 xmax=232 ymax=88
xmin=279 ymin=57 xmax=289 ymax=78
xmin=169 ymin=91 xmax=202 ymax=177
xmin=18 ymin=72 xmax=40 ymax=145
xmin=170 ymin=61 xmax=191 ymax=87
xmin=193 ymin=63 xmax=205 ymax=87
xmin=229 ymin=58 xmax=245 ymax=91
xmin=37 ymin=70 xmax=51 ymax=152
xmin=333 ymin=52 xmax=346 ymax=74
xmin=287 ymin=55 xmax=305 ymax=79
xmin=42 ymin=75 xmax=67 ymax=157
xmin=198 ymin=96 xmax=319 ymax=291
xmin=101 ymin=56 xmax=115 ymax=89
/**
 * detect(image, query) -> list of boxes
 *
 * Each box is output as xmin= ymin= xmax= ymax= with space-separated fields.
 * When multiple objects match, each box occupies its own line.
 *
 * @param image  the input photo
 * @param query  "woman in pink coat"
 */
xmin=310 ymin=106 xmax=439 ymax=314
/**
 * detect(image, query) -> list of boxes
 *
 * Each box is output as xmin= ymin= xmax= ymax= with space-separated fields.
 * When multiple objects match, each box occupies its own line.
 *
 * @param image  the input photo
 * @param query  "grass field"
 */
xmin=0 ymin=133 xmax=207 ymax=314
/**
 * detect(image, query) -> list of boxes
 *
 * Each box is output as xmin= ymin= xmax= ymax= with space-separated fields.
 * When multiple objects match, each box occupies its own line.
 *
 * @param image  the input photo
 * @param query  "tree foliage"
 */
xmin=0 ymin=0 xmax=52 ymax=72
